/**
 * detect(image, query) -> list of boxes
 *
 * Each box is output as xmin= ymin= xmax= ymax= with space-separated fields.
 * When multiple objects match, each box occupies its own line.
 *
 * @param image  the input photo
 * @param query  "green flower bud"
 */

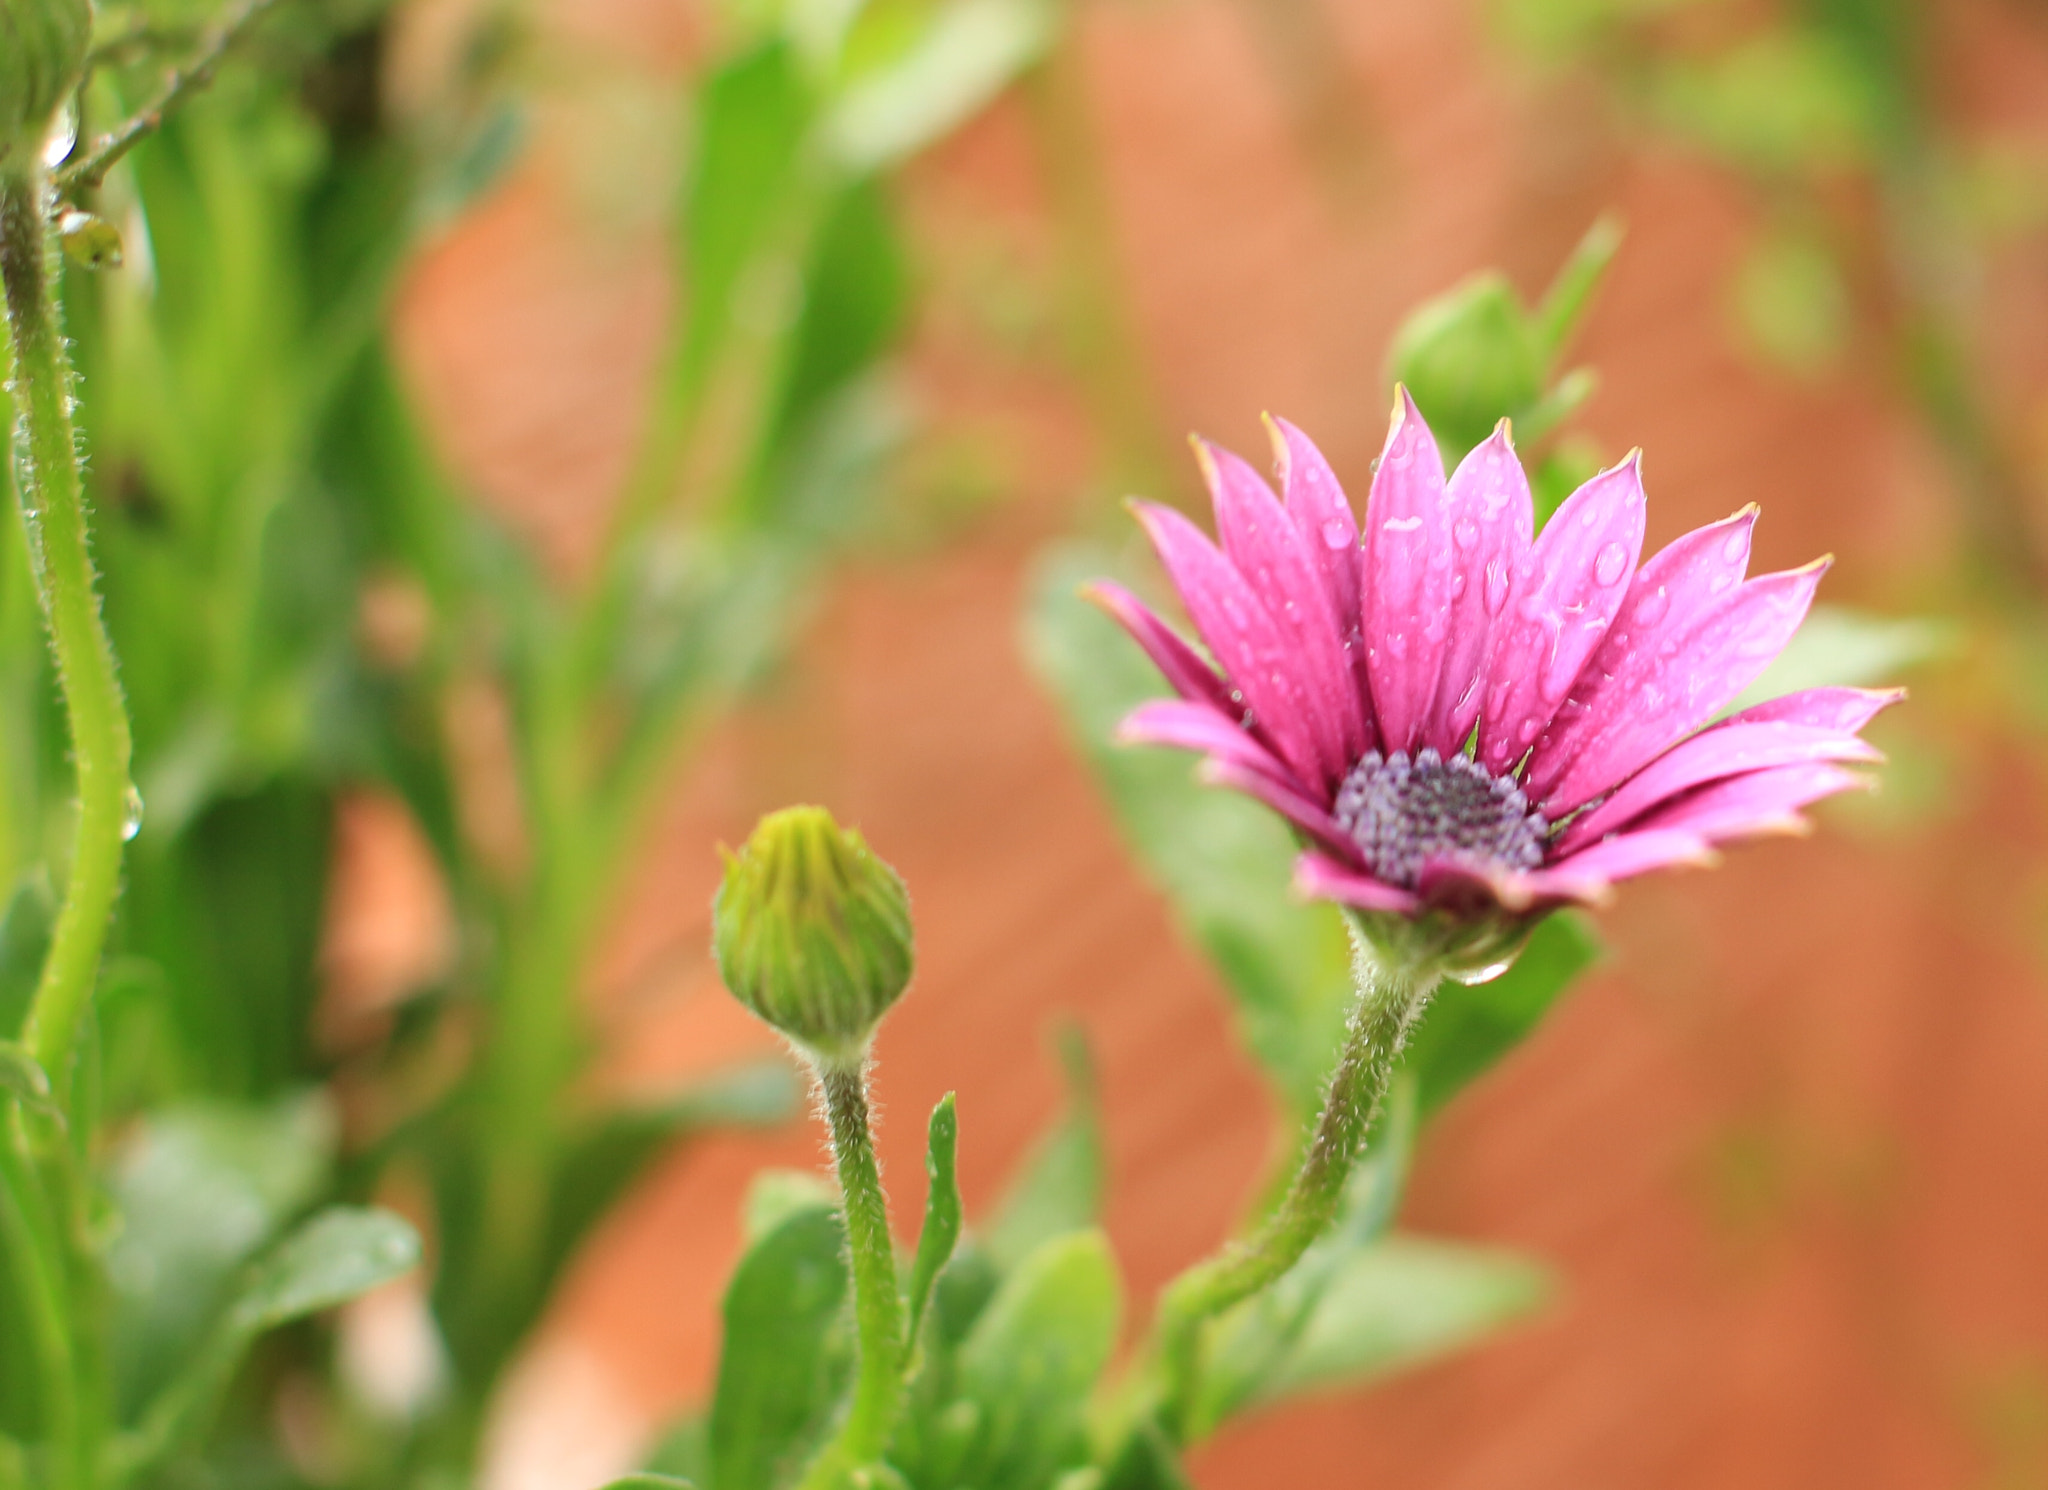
xmin=0 ymin=0 xmax=91 ymax=168
xmin=1385 ymin=273 xmax=1543 ymax=463
xmin=713 ymin=806 xmax=914 ymax=1065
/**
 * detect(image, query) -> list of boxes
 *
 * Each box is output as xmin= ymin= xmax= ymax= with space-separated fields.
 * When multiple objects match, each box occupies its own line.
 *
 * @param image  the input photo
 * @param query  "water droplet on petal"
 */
xmin=1449 ymin=572 xmax=1467 ymax=599
xmin=1383 ymin=515 xmax=1423 ymax=535
xmin=1483 ymin=559 xmax=1511 ymax=616
xmin=1593 ymin=541 xmax=1628 ymax=586
xmin=1709 ymin=573 xmax=1734 ymax=595
xmin=122 ymin=786 xmax=144 ymax=843
xmin=1636 ymin=586 xmax=1670 ymax=627
xmin=1517 ymin=716 xmax=1541 ymax=744
xmin=1722 ymin=531 xmax=1747 ymax=564
xmin=1453 ymin=519 xmax=1480 ymax=549
xmin=1320 ymin=517 xmax=1351 ymax=549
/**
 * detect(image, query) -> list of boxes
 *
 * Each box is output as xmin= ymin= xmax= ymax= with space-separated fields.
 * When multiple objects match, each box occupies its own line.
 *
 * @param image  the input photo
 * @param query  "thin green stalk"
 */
xmin=1147 ymin=935 xmax=1439 ymax=1443
xmin=800 ymin=1060 xmax=904 ymax=1488
xmin=1 ymin=163 xmax=133 ymax=1107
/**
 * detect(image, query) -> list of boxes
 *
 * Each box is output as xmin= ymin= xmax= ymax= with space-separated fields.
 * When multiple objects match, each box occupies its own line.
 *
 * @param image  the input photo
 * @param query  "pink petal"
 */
xmin=1198 ymin=438 xmax=1362 ymax=780
xmin=1531 ymin=556 xmax=1832 ymax=816
xmin=1131 ymin=501 xmax=1328 ymax=786
xmin=1631 ymin=761 xmax=1870 ymax=844
xmin=1115 ymin=699 xmax=1288 ymax=778
xmin=1533 ymin=828 xmax=1719 ymax=901
xmin=1200 ymin=759 xmax=1354 ymax=860
xmin=1293 ymin=850 xmax=1421 ymax=915
xmin=1083 ymin=581 xmax=1234 ymax=714
xmin=1416 ymin=858 xmax=1548 ymax=914
xmin=1423 ymin=423 xmax=1534 ymax=756
xmin=1361 ymin=389 xmax=1455 ymax=756
xmin=1556 ymin=720 xmax=1882 ymax=852
xmin=1475 ymin=454 xmax=1648 ymax=774
xmin=1522 ymin=506 xmax=1755 ymax=805
xmin=1721 ymin=685 xmax=1905 ymax=734
xmin=1269 ymin=414 xmax=1374 ymax=748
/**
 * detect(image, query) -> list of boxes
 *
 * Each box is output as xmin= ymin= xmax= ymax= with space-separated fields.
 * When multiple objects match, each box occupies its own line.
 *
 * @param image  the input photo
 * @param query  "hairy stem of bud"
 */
xmin=1 ymin=160 xmax=133 ymax=1106
xmin=801 ymin=1059 xmax=905 ymax=1487
xmin=1148 ymin=927 xmax=1440 ymax=1442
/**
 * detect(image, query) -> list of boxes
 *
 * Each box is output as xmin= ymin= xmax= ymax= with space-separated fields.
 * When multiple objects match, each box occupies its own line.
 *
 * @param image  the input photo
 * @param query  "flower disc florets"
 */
xmin=713 ymin=806 xmax=913 ymax=1067
xmin=1090 ymin=392 xmax=1899 ymax=949
xmin=1335 ymin=748 xmax=1546 ymax=891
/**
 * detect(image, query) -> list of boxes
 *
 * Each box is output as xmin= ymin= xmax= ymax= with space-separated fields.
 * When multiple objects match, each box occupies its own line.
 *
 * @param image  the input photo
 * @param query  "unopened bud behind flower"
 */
xmin=713 ymin=806 xmax=914 ymax=1066
xmin=0 ymin=0 xmax=91 ymax=167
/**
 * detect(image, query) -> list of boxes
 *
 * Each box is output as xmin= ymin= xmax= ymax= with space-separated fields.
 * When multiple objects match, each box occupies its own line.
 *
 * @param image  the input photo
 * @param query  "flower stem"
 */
xmin=1 ymin=161 xmax=133 ymax=1107
xmin=1149 ymin=930 xmax=1439 ymax=1443
xmin=800 ymin=1059 xmax=904 ymax=1488
xmin=0 ymin=1121 xmax=83 ymax=1488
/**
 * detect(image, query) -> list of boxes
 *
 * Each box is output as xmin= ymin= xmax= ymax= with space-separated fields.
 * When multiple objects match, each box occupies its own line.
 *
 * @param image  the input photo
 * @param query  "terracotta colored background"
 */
xmin=385 ymin=1 xmax=2048 ymax=1485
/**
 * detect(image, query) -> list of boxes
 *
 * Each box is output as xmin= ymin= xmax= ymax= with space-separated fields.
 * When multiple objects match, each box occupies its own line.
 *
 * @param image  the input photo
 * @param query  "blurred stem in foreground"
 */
xmin=1144 ymin=918 xmax=1440 ymax=1443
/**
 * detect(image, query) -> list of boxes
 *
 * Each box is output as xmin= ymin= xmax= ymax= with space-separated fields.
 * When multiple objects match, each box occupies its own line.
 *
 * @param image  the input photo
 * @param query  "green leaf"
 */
xmin=1024 ymin=545 xmax=1353 ymax=1116
xmin=596 ymin=1478 xmax=694 ymax=1490
xmin=954 ymin=1230 xmax=1122 ymax=1490
xmin=984 ymin=1027 xmax=1104 ymax=1272
xmin=1401 ymin=913 xmax=1601 ymax=1120
xmin=228 ymin=1207 xmax=421 ymax=1334
xmin=827 ymin=0 xmax=1054 ymax=170
xmin=1727 ymin=603 xmax=1952 ymax=713
xmin=1532 ymin=212 xmax=1623 ymax=367
xmin=906 ymin=1091 xmax=963 ymax=1351
xmin=1244 ymin=1236 xmax=1549 ymax=1407
xmin=105 ymin=1092 xmax=336 ymax=1416
xmin=710 ymin=1205 xmax=852 ymax=1490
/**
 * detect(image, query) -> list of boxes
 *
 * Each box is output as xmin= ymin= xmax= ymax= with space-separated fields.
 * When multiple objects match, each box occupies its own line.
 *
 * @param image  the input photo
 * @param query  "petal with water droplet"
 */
xmin=1131 ymin=502 xmax=1327 ymax=787
xmin=1629 ymin=761 xmax=1870 ymax=844
xmin=1362 ymin=390 xmax=1454 ymax=755
xmin=1530 ymin=828 xmax=1718 ymax=901
xmin=1556 ymin=720 xmax=1881 ymax=852
xmin=1534 ymin=552 xmax=1828 ymax=815
xmin=1474 ymin=456 xmax=1648 ymax=773
xmin=1200 ymin=438 xmax=1361 ymax=780
xmin=1719 ymin=685 xmax=1904 ymax=735
xmin=1523 ymin=507 xmax=1756 ymax=803
xmin=1115 ymin=698 xmax=1287 ymax=779
xmin=1270 ymin=415 xmax=1375 ymax=747
xmin=1422 ymin=424 xmax=1533 ymax=756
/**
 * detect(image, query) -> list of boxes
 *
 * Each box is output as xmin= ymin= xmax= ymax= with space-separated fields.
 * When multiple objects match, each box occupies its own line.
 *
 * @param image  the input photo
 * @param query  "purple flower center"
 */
xmin=1333 ymin=748 xmax=1548 ymax=890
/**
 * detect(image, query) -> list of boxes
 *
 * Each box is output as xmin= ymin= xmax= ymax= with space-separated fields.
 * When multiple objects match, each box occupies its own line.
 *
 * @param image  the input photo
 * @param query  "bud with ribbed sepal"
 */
xmin=713 ymin=806 xmax=914 ymax=1067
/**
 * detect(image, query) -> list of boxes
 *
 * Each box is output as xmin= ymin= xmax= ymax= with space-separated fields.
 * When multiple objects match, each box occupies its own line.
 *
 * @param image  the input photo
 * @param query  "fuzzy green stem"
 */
xmin=1 ymin=163 xmax=132 ymax=1106
xmin=1149 ymin=936 xmax=1439 ymax=1442
xmin=800 ymin=1059 xmax=904 ymax=1488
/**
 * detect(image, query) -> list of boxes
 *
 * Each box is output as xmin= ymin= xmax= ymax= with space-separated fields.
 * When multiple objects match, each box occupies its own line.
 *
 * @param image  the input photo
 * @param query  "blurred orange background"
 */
xmin=372 ymin=1 xmax=2048 ymax=1484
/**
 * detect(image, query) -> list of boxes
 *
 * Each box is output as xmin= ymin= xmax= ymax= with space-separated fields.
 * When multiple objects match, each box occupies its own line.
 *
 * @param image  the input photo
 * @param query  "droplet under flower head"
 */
xmin=1092 ymin=392 xmax=1898 ymax=971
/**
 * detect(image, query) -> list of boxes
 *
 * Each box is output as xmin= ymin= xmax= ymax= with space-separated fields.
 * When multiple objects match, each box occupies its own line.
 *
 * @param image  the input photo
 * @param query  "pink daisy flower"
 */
xmin=1091 ymin=393 xmax=1897 ymax=937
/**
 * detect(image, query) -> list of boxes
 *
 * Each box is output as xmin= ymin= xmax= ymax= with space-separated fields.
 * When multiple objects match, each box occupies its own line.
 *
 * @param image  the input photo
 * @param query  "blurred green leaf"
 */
xmin=1732 ymin=227 xmax=1851 ymax=377
xmin=105 ymin=1091 xmax=335 ymax=1415
xmin=228 ymin=1206 xmax=421 ymax=1333
xmin=1651 ymin=32 xmax=1880 ymax=177
xmin=743 ymin=1167 xmax=840 ymax=1244
xmin=710 ymin=1205 xmax=852 ymax=1490
xmin=1243 ymin=1236 xmax=1548 ymax=1407
xmin=984 ymin=1027 xmax=1104 ymax=1272
xmin=1024 ymin=545 xmax=1353 ymax=1116
xmin=1728 ymin=603 xmax=1953 ymax=712
xmin=1533 ymin=212 xmax=1622 ymax=365
xmin=597 ymin=1478 xmax=694 ymax=1490
xmin=954 ymin=1229 xmax=1122 ymax=1490
xmin=907 ymin=1091 xmax=964 ymax=1352
xmin=1402 ymin=914 xmax=1600 ymax=1120
xmin=828 ymin=0 xmax=1054 ymax=171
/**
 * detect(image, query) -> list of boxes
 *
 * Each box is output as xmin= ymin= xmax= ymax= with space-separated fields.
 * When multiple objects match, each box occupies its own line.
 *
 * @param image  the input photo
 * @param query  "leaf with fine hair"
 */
xmin=907 ymin=1092 xmax=964 ymax=1355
